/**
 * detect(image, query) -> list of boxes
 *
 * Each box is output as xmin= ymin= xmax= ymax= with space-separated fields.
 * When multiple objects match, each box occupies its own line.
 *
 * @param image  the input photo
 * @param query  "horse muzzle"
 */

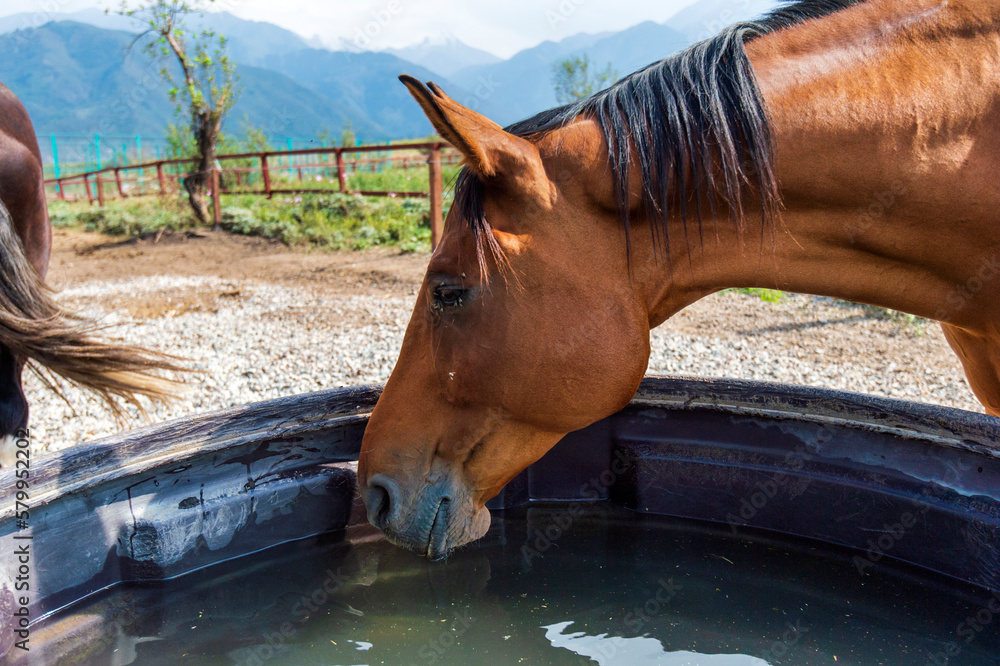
xmin=362 ymin=472 xmax=490 ymax=559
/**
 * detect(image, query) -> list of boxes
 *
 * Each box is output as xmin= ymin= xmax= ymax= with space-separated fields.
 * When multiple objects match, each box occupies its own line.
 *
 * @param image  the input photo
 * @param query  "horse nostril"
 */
xmin=363 ymin=474 xmax=401 ymax=530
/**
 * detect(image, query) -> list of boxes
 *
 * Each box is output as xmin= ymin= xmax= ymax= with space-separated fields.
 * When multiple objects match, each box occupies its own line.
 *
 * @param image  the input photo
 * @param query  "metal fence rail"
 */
xmin=43 ymin=142 xmax=461 ymax=248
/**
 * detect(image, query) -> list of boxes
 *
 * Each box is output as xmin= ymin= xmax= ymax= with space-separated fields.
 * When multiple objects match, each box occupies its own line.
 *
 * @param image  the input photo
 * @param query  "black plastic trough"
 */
xmin=1 ymin=376 xmax=998 ymax=661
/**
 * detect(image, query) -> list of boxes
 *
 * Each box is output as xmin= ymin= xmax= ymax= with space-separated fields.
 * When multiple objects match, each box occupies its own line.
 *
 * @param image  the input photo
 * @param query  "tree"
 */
xmin=119 ymin=0 xmax=239 ymax=224
xmin=340 ymin=121 xmax=357 ymax=148
xmin=552 ymin=55 xmax=618 ymax=105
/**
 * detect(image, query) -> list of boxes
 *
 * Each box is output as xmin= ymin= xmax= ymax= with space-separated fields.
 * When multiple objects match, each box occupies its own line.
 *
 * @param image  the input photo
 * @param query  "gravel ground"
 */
xmin=25 ymin=271 xmax=981 ymax=456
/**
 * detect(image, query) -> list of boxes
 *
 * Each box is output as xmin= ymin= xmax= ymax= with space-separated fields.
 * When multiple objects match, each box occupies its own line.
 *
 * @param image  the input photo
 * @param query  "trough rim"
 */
xmin=2 ymin=375 xmax=997 ymax=521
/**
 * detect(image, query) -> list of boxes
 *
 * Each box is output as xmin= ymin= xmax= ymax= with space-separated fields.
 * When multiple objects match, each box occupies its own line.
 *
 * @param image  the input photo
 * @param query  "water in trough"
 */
xmin=31 ymin=503 xmax=1000 ymax=665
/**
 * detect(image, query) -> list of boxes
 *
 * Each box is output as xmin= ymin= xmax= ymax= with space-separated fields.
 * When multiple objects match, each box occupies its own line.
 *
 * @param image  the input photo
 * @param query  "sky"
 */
xmin=0 ymin=0 xmax=706 ymax=58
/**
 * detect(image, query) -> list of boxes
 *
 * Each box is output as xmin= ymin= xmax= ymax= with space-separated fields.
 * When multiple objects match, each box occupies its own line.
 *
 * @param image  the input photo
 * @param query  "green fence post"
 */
xmin=136 ymin=135 xmax=144 ymax=181
xmin=50 ymin=135 xmax=60 ymax=193
xmin=94 ymin=134 xmax=102 ymax=171
xmin=50 ymin=135 xmax=60 ymax=178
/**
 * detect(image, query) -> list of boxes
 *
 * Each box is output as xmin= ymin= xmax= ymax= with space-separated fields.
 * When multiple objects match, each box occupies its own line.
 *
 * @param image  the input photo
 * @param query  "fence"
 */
xmin=38 ymin=134 xmax=170 ymax=179
xmin=36 ymin=134 xmax=389 ymax=181
xmin=43 ymin=142 xmax=462 ymax=248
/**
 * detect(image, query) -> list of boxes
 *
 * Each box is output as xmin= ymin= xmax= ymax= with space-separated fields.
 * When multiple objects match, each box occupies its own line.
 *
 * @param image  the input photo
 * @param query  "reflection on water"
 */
xmin=26 ymin=503 xmax=1000 ymax=666
xmin=543 ymin=621 xmax=771 ymax=665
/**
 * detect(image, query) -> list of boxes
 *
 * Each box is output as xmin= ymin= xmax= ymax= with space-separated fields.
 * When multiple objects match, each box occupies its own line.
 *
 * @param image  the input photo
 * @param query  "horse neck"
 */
xmin=640 ymin=0 xmax=1000 ymax=330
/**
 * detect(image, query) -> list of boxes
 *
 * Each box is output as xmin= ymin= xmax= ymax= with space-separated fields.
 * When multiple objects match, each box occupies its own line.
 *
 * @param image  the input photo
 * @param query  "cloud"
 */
xmin=215 ymin=0 xmax=703 ymax=58
xmin=0 ymin=0 xmax=707 ymax=58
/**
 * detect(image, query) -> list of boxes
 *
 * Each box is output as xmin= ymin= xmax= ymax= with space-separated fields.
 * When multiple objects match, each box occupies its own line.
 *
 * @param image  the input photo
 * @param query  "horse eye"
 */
xmin=432 ymin=285 xmax=466 ymax=310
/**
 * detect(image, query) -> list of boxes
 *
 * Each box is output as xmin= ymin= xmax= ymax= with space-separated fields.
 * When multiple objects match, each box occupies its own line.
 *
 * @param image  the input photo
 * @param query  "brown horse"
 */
xmin=0 ymin=82 xmax=185 ymax=464
xmin=359 ymin=0 xmax=1000 ymax=558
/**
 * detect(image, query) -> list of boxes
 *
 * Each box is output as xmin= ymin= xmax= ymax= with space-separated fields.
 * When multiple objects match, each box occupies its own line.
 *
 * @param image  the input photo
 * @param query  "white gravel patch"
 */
xmin=25 ymin=276 xmax=411 ymax=453
xmin=25 ymin=278 xmax=981 ymax=456
xmin=647 ymin=330 xmax=978 ymax=410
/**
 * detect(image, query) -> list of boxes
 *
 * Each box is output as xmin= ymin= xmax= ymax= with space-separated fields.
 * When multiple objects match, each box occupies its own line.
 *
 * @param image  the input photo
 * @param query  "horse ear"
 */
xmin=399 ymin=75 xmax=541 ymax=180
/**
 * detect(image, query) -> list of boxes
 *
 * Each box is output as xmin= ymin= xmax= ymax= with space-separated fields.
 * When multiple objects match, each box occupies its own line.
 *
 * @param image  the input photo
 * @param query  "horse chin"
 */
xmin=363 ymin=475 xmax=491 ymax=560
xmin=408 ymin=503 xmax=490 ymax=561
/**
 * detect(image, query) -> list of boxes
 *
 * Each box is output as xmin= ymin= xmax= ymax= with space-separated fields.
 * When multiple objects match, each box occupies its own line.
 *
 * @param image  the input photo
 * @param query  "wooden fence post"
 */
xmin=95 ymin=172 xmax=105 ymax=207
xmin=114 ymin=168 xmax=126 ymax=198
xmin=428 ymin=143 xmax=443 ymax=249
xmin=211 ymin=167 xmax=222 ymax=230
xmin=336 ymin=149 xmax=347 ymax=193
xmin=261 ymin=153 xmax=272 ymax=198
xmin=83 ymin=175 xmax=94 ymax=205
xmin=57 ymin=179 xmax=66 ymax=201
xmin=156 ymin=162 xmax=166 ymax=195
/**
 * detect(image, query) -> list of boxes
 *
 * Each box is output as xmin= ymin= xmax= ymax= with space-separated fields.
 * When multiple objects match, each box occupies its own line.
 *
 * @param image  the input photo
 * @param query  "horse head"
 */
xmin=358 ymin=77 xmax=653 ymax=558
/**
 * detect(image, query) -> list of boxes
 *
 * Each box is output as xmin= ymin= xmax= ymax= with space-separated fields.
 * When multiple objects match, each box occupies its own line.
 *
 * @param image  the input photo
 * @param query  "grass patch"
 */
xmin=221 ymin=163 xmax=462 ymax=196
xmin=730 ymin=287 xmax=785 ymax=303
xmin=48 ymin=190 xmax=439 ymax=252
xmin=857 ymin=304 xmax=929 ymax=331
xmin=222 ymin=193 xmax=432 ymax=251
xmin=48 ymin=197 xmax=200 ymax=236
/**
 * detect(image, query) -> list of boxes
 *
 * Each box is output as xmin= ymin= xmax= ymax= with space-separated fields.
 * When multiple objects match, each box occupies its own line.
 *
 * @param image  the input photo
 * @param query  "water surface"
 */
xmin=34 ymin=504 xmax=1000 ymax=665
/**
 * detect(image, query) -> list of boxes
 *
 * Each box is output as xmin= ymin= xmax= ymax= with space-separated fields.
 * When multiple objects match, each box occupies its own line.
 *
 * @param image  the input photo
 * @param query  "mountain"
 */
xmin=446 ymin=0 xmax=782 ymax=126
xmin=0 ymin=0 xmax=788 ymax=147
xmin=189 ymin=11 xmax=313 ymax=68
xmin=384 ymin=36 xmax=501 ymax=78
xmin=0 ymin=22 xmax=408 ymax=143
xmin=578 ymin=21 xmax=689 ymax=80
xmin=0 ymin=9 xmax=313 ymax=68
xmin=448 ymin=23 xmax=686 ymax=126
xmin=261 ymin=47 xmax=502 ymax=141
xmin=664 ymin=0 xmax=779 ymax=41
xmin=0 ymin=8 xmax=137 ymax=34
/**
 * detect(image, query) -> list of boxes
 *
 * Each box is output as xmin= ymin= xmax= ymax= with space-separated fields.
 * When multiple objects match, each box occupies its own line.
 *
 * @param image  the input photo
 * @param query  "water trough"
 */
xmin=2 ymin=377 xmax=998 ymax=663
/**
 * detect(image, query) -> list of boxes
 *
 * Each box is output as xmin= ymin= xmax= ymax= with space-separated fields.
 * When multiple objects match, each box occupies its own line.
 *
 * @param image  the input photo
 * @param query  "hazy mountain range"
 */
xmin=0 ymin=0 xmax=778 ymax=151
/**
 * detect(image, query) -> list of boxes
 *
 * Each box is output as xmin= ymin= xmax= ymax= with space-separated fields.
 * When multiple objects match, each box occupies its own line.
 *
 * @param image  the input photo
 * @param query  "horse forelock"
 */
xmin=452 ymin=0 xmax=872 ymax=265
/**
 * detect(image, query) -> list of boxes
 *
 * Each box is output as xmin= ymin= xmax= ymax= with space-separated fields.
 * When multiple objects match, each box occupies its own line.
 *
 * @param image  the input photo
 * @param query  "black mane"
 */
xmin=454 ymin=0 xmax=868 ymax=267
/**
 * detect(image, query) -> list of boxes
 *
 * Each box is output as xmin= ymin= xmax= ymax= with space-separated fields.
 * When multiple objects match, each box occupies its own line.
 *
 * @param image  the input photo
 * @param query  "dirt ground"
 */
xmin=50 ymin=228 xmax=429 ymax=298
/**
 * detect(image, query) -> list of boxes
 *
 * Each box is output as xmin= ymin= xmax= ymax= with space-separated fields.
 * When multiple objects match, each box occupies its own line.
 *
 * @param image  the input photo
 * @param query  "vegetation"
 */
xmin=733 ymin=287 xmax=785 ymax=303
xmin=340 ymin=121 xmax=357 ymax=148
xmin=119 ymin=0 xmax=239 ymax=224
xmin=552 ymin=55 xmax=618 ymax=104
xmin=165 ymin=115 xmax=271 ymax=160
xmin=47 ymin=147 xmax=463 ymax=252
xmin=48 ymin=190 xmax=441 ymax=252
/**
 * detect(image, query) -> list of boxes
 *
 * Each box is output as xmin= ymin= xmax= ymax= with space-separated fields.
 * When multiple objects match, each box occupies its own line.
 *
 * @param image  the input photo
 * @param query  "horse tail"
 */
xmin=0 ymin=199 xmax=188 ymax=421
